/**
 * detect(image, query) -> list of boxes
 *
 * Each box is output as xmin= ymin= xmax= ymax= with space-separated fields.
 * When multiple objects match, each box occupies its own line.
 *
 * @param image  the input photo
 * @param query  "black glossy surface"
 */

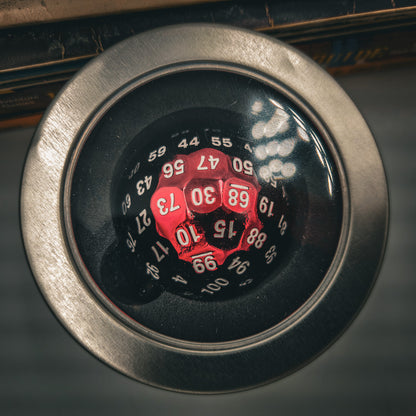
xmin=70 ymin=70 xmax=341 ymax=342
xmin=1 ymin=64 xmax=415 ymax=413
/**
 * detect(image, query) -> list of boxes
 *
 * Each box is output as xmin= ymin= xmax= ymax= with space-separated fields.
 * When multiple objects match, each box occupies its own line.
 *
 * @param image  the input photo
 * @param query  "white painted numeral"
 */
xmin=151 ymin=241 xmax=169 ymax=262
xmin=244 ymin=143 xmax=253 ymax=153
xmin=126 ymin=232 xmax=136 ymax=253
xmin=135 ymin=208 xmax=151 ymax=234
xmin=227 ymin=256 xmax=250 ymax=275
xmin=162 ymin=159 xmax=185 ymax=179
xmin=197 ymin=155 xmax=219 ymax=171
xmin=201 ymin=278 xmax=229 ymax=294
xmin=178 ymin=137 xmax=200 ymax=148
xmin=136 ymin=175 xmax=152 ymax=196
xmin=278 ymin=215 xmax=288 ymax=235
xmin=191 ymin=186 xmax=216 ymax=206
xmin=211 ymin=137 xmax=232 ymax=147
xmin=247 ymin=228 xmax=267 ymax=249
xmin=213 ymin=220 xmax=237 ymax=239
xmin=232 ymin=157 xmax=253 ymax=175
xmin=148 ymin=146 xmax=166 ymax=162
xmin=228 ymin=184 xmax=250 ymax=209
xmin=172 ymin=274 xmax=188 ymax=285
xmin=156 ymin=193 xmax=180 ymax=216
xmin=265 ymin=245 xmax=277 ymax=264
xmin=128 ymin=162 xmax=140 ymax=180
xmin=121 ymin=193 xmax=131 ymax=215
xmin=146 ymin=262 xmax=160 ymax=280
xmin=192 ymin=253 xmax=217 ymax=274
xmin=239 ymin=278 xmax=253 ymax=287
xmin=259 ymin=196 xmax=275 ymax=217
xmin=176 ymin=225 xmax=201 ymax=246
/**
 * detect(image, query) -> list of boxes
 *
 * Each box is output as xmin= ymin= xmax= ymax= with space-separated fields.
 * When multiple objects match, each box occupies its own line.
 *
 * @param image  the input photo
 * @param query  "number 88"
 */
xmin=247 ymin=228 xmax=267 ymax=249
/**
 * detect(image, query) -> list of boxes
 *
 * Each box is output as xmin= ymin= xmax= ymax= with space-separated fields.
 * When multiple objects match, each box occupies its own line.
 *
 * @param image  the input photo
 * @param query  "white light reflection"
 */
xmin=266 ymin=140 xmax=279 ymax=157
xmin=269 ymin=158 xmax=283 ymax=173
xmin=297 ymin=126 xmax=310 ymax=142
xmin=259 ymin=165 xmax=272 ymax=182
xmin=260 ymin=160 xmax=296 ymax=181
xmin=251 ymin=108 xmax=290 ymax=140
xmin=251 ymin=100 xmax=263 ymax=115
xmin=281 ymin=163 xmax=296 ymax=178
xmin=37 ymin=139 xmax=62 ymax=168
xmin=277 ymin=138 xmax=295 ymax=157
xmin=289 ymin=108 xmax=307 ymax=130
xmin=264 ymin=116 xmax=289 ymax=138
xmin=327 ymin=163 xmax=334 ymax=183
xmin=254 ymin=145 xmax=268 ymax=160
xmin=268 ymin=98 xmax=284 ymax=110
xmin=315 ymin=147 xmax=325 ymax=167
xmin=310 ymin=131 xmax=326 ymax=167
xmin=288 ymin=108 xmax=310 ymax=142
xmin=311 ymin=131 xmax=325 ymax=154
xmin=254 ymin=137 xmax=296 ymax=162
xmin=309 ymin=130 xmax=335 ymax=196
xmin=327 ymin=174 xmax=333 ymax=196
xmin=252 ymin=121 xmax=266 ymax=140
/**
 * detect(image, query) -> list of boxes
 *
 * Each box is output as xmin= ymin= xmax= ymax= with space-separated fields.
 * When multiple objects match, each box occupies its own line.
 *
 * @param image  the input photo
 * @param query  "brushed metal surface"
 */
xmin=19 ymin=25 xmax=387 ymax=393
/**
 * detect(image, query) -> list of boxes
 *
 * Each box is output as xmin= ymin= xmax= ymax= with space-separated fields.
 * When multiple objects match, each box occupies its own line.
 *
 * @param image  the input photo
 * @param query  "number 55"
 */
xmin=211 ymin=137 xmax=232 ymax=147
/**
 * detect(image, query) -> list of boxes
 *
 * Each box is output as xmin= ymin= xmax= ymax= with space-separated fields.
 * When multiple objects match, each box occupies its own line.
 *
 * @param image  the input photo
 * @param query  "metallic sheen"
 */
xmin=20 ymin=24 xmax=388 ymax=393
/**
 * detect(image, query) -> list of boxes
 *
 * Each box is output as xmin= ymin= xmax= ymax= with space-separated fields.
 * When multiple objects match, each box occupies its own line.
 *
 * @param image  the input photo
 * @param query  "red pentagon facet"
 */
xmin=223 ymin=178 xmax=258 ymax=214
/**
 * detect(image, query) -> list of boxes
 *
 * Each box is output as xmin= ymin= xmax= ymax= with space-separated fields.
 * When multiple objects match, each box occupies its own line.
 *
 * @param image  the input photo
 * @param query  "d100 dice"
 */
xmin=150 ymin=148 xmax=263 ymax=270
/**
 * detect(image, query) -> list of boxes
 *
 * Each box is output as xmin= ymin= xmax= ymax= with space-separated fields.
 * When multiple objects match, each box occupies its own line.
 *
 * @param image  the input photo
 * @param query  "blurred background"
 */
xmin=1 ymin=1 xmax=415 ymax=414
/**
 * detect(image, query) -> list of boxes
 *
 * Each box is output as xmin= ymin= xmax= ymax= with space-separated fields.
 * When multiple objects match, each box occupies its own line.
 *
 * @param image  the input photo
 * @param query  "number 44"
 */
xmin=178 ymin=137 xmax=200 ymax=148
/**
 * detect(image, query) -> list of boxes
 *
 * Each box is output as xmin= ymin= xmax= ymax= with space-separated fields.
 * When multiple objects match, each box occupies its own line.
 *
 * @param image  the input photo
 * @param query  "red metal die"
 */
xmin=150 ymin=148 xmax=264 ymax=270
xmin=158 ymin=156 xmax=189 ymax=188
xmin=150 ymin=186 xmax=187 ymax=238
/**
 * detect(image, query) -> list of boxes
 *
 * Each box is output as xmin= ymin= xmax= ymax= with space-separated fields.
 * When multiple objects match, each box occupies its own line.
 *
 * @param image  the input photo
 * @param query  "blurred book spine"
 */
xmin=1 ymin=0 xmax=416 ymax=128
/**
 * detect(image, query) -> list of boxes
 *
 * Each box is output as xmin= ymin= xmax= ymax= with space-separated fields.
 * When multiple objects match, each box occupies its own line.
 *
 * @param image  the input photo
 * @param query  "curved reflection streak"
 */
xmin=297 ymin=126 xmax=310 ymax=142
xmin=327 ymin=174 xmax=333 ymax=196
xmin=268 ymin=98 xmax=285 ymax=110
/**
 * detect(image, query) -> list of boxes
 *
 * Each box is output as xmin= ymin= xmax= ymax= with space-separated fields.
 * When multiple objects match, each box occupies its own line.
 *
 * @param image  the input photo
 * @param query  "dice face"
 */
xmin=187 ymin=149 xmax=229 ymax=179
xmin=203 ymin=211 xmax=246 ymax=251
xmin=223 ymin=178 xmax=258 ymax=214
xmin=150 ymin=148 xmax=263 ymax=267
xmin=184 ymin=179 xmax=222 ymax=214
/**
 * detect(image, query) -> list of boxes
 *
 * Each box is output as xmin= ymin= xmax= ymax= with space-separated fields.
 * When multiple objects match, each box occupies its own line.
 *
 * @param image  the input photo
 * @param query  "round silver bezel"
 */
xmin=21 ymin=24 xmax=388 ymax=393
